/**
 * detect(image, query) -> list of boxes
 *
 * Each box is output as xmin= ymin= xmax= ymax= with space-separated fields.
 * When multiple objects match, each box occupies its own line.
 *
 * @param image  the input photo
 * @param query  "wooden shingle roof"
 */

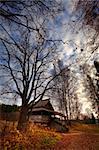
xmin=33 ymin=99 xmax=54 ymax=111
xmin=30 ymin=99 xmax=66 ymax=118
xmin=34 ymin=99 xmax=49 ymax=107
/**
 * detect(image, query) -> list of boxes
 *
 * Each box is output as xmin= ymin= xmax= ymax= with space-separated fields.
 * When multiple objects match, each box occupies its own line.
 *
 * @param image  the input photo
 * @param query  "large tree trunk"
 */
xmin=17 ymin=105 xmax=28 ymax=131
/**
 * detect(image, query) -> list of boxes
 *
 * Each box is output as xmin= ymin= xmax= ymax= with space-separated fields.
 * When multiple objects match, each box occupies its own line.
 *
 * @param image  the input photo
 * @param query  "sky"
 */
xmin=48 ymin=0 xmax=99 ymax=114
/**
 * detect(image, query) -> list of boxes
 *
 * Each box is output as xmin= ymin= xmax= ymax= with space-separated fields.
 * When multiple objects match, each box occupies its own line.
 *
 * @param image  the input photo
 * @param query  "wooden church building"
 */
xmin=29 ymin=99 xmax=68 ymax=132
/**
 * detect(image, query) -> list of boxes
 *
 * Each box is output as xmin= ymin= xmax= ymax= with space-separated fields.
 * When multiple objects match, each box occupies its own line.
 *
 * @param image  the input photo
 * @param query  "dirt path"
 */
xmin=54 ymin=132 xmax=99 ymax=150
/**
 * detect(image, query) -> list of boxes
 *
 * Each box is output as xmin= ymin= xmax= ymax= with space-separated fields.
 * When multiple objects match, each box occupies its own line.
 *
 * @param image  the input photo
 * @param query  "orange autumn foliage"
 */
xmin=0 ymin=121 xmax=61 ymax=150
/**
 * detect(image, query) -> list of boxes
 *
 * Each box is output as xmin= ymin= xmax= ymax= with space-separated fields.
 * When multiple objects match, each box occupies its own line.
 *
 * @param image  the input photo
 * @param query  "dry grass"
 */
xmin=0 ymin=121 xmax=99 ymax=150
xmin=70 ymin=122 xmax=99 ymax=133
xmin=0 ymin=120 xmax=61 ymax=150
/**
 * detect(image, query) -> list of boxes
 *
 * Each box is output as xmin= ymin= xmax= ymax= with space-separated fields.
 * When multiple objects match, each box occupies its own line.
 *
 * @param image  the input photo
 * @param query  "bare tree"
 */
xmin=0 ymin=0 xmax=63 ymax=130
xmin=66 ymin=69 xmax=82 ymax=121
xmin=51 ymin=60 xmax=70 ymax=122
xmin=0 ymin=0 xmax=63 ymax=30
xmin=94 ymin=60 xmax=99 ymax=122
xmin=81 ymin=63 xmax=99 ymax=121
xmin=50 ymin=59 xmax=82 ymax=124
xmin=76 ymin=0 xmax=99 ymax=33
xmin=73 ymin=0 xmax=99 ymax=122
xmin=72 ymin=0 xmax=99 ymax=56
xmin=0 ymin=29 xmax=58 ymax=130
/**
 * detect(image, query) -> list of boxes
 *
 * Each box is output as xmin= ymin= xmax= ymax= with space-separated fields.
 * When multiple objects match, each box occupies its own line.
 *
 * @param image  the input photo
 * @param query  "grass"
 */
xmin=70 ymin=122 xmax=99 ymax=133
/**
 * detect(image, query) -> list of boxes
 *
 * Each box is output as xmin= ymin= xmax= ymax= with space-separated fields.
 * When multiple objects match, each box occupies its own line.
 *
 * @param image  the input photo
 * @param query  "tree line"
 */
xmin=0 ymin=104 xmax=19 ymax=113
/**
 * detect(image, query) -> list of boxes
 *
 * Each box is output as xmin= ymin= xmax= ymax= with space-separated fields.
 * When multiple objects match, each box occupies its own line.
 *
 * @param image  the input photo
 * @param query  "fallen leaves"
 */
xmin=0 ymin=121 xmax=61 ymax=150
xmin=54 ymin=133 xmax=99 ymax=150
xmin=0 ymin=121 xmax=99 ymax=150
